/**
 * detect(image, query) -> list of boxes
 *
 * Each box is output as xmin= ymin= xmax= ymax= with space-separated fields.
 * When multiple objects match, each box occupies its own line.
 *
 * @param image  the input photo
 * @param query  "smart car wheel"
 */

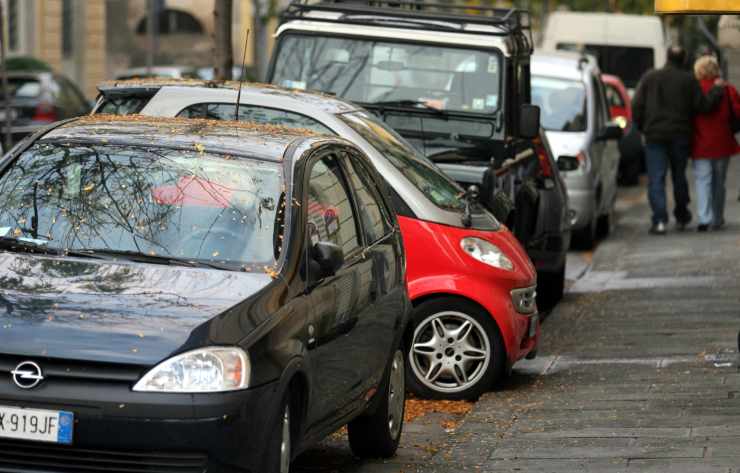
xmin=406 ymin=298 xmax=505 ymax=400
xmin=348 ymin=348 xmax=405 ymax=458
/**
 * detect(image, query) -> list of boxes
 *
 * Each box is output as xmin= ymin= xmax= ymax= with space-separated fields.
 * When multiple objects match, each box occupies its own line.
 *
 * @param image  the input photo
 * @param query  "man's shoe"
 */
xmin=697 ymin=224 xmax=709 ymax=232
xmin=676 ymin=221 xmax=690 ymax=232
xmin=649 ymin=222 xmax=667 ymax=235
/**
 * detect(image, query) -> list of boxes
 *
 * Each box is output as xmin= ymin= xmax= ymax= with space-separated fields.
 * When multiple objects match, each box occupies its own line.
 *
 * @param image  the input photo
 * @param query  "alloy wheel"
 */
xmin=387 ymin=349 xmax=405 ymax=439
xmin=280 ymin=404 xmax=291 ymax=473
xmin=409 ymin=311 xmax=491 ymax=394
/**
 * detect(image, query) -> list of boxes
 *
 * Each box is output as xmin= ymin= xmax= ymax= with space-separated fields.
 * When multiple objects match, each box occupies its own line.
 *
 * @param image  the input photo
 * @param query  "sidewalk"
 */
xmin=294 ymin=163 xmax=740 ymax=473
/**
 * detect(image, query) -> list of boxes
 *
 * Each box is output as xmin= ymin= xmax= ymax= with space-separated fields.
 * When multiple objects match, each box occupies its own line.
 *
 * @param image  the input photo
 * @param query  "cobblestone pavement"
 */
xmin=294 ymin=168 xmax=740 ymax=473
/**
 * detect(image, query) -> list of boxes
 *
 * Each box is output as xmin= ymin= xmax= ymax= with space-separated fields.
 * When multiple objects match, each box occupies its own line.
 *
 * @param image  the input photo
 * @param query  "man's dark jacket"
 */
xmin=633 ymin=64 xmax=722 ymax=143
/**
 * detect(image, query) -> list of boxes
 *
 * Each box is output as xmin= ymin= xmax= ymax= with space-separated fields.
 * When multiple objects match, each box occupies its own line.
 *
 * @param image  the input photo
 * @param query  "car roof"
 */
xmin=531 ymin=51 xmax=599 ymax=81
xmin=42 ymin=114 xmax=327 ymax=162
xmin=98 ymin=79 xmax=359 ymax=115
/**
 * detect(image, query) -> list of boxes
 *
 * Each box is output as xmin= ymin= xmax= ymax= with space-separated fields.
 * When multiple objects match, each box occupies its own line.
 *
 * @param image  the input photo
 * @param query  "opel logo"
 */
xmin=11 ymin=361 xmax=44 ymax=389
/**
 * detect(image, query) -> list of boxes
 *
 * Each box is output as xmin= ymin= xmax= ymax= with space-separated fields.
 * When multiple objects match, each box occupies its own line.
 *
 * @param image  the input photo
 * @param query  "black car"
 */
xmin=0 ymin=71 xmax=91 ymax=146
xmin=0 ymin=116 xmax=409 ymax=472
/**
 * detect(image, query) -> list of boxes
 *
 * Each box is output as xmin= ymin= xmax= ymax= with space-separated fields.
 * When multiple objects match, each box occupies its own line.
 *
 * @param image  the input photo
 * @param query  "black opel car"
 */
xmin=0 ymin=116 xmax=409 ymax=472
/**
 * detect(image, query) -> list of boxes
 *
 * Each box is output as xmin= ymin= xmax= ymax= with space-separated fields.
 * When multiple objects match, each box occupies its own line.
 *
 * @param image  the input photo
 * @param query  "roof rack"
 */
xmin=280 ymin=1 xmax=533 ymax=53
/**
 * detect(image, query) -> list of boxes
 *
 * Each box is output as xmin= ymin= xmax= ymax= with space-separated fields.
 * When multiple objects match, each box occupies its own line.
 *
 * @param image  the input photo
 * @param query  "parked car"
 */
xmin=0 ymin=115 xmax=409 ymax=472
xmin=0 ymin=71 xmax=90 ymax=146
xmin=541 ymin=11 xmax=667 ymax=93
xmin=531 ymin=52 xmax=622 ymax=249
xmin=602 ymin=73 xmax=644 ymax=186
xmin=113 ymin=65 xmax=199 ymax=80
xmin=267 ymin=0 xmax=563 ymax=305
xmin=92 ymin=80 xmax=541 ymax=399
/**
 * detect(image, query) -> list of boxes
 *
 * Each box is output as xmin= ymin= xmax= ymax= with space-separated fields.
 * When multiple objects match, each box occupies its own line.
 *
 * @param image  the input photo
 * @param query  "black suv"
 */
xmin=0 ymin=116 xmax=409 ymax=473
xmin=268 ymin=0 xmax=570 ymax=306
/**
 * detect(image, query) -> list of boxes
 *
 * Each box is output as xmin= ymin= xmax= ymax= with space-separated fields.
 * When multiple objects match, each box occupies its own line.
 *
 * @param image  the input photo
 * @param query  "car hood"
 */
xmin=0 ymin=252 xmax=274 ymax=366
xmin=543 ymin=131 xmax=588 ymax=160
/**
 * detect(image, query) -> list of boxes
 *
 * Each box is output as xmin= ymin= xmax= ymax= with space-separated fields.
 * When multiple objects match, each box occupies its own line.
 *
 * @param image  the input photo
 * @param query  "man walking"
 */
xmin=633 ymin=45 xmax=723 ymax=234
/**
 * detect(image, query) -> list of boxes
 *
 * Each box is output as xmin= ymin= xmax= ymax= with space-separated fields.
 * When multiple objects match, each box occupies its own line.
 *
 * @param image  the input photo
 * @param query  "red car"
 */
xmin=602 ymin=73 xmax=644 ymax=185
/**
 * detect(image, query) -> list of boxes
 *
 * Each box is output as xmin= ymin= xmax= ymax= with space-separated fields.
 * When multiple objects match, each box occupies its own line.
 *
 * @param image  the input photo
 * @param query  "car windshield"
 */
xmin=532 ymin=76 xmax=587 ymax=132
xmin=340 ymin=111 xmax=465 ymax=212
xmin=272 ymin=34 xmax=502 ymax=114
xmin=557 ymin=43 xmax=654 ymax=89
xmin=0 ymin=142 xmax=283 ymax=268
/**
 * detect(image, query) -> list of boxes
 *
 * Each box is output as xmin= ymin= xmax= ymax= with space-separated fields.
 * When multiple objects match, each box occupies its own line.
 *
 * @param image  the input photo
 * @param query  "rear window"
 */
xmin=557 ymin=43 xmax=654 ymax=89
xmin=95 ymin=96 xmax=151 ymax=115
xmin=177 ymin=103 xmax=333 ymax=134
xmin=5 ymin=78 xmax=42 ymax=98
xmin=532 ymin=76 xmax=587 ymax=132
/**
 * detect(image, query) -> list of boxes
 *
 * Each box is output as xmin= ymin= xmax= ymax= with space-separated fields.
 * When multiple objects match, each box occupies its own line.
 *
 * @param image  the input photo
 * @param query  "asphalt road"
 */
xmin=293 ymin=167 xmax=740 ymax=473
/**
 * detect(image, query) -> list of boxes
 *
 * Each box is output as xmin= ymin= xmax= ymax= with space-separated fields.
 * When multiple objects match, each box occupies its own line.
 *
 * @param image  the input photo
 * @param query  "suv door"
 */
xmin=340 ymin=151 xmax=404 ymax=380
xmin=303 ymin=151 xmax=372 ymax=429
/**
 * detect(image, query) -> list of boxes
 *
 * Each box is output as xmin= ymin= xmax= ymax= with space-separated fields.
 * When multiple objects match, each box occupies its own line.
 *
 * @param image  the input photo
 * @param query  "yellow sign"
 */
xmin=655 ymin=0 xmax=740 ymax=13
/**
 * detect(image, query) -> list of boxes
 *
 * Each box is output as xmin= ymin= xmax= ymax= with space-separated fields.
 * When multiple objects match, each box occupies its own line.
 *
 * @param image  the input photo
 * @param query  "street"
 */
xmin=294 ymin=170 xmax=740 ymax=473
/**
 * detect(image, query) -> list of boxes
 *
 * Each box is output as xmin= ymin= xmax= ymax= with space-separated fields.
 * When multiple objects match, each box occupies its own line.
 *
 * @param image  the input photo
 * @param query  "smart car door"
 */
xmin=303 ymin=152 xmax=367 ymax=429
xmin=340 ymin=151 xmax=405 ymax=385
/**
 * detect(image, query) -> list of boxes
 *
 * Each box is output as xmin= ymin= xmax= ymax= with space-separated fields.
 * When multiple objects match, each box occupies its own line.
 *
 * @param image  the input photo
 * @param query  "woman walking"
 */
xmin=692 ymin=56 xmax=740 ymax=231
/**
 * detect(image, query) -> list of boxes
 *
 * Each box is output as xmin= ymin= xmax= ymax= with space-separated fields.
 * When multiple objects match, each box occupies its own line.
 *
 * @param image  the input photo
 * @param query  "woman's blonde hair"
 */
xmin=694 ymin=55 xmax=720 ymax=80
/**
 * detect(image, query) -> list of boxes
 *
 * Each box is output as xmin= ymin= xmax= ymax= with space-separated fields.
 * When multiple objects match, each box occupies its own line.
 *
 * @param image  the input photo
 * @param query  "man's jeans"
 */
xmin=692 ymin=157 xmax=730 ymax=226
xmin=645 ymin=139 xmax=692 ymax=225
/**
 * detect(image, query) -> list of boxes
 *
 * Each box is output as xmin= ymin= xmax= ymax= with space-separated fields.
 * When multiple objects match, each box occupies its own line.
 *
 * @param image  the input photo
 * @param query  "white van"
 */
xmin=541 ymin=11 xmax=667 ymax=91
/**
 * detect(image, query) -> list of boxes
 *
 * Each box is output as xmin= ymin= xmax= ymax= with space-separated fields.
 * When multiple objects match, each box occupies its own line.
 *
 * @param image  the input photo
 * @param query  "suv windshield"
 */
xmin=0 ymin=142 xmax=283 ymax=268
xmin=532 ymin=76 xmax=587 ymax=132
xmin=340 ymin=111 xmax=465 ymax=212
xmin=272 ymin=34 xmax=502 ymax=114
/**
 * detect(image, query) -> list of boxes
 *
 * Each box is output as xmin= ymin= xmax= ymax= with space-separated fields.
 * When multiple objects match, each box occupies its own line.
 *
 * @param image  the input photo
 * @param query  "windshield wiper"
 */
xmin=365 ymin=100 xmax=447 ymax=115
xmin=0 ymin=236 xmax=57 ymax=254
xmin=71 ymin=248 xmax=241 ymax=271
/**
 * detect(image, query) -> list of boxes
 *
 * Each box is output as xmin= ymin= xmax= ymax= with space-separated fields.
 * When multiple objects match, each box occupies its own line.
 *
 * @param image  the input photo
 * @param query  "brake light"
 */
xmin=534 ymin=137 xmax=552 ymax=178
xmin=576 ymin=151 xmax=588 ymax=166
xmin=32 ymin=103 xmax=57 ymax=123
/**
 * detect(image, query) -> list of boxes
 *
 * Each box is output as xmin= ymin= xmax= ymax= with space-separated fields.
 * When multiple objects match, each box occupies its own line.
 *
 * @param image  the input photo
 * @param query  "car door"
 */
xmin=302 ymin=151 xmax=371 ymax=430
xmin=594 ymin=75 xmax=620 ymax=210
xmin=339 ymin=150 xmax=404 ymax=383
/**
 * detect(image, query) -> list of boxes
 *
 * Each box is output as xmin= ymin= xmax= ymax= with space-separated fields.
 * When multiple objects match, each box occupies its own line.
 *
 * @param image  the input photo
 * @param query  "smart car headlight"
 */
xmin=460 ymin=237 xmax=514 ymax=271
xmin=133 ymin=347 xmax=250 ymax=393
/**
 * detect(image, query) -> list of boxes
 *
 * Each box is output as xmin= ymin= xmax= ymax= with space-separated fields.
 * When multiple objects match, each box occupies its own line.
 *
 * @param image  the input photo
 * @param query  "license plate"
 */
xmin=528 ymin=314 xmax=538 ymax=338
xmin=0 ymin=405 xmax=73 ymax=444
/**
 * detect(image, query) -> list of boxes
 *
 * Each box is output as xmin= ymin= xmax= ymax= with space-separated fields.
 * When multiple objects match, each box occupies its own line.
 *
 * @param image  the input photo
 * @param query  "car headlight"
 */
xmin=133 ymin=347 xmax=250 ymax=393
xmin=460 ymin=237 xmax=514 ymax=271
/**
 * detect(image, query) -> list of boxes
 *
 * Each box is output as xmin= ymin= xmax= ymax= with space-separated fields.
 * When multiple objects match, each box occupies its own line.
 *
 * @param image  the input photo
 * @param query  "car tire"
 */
xmin=537 ymin=264 xmax=565 ymax=311
xmin=406 ymin=297 xmax=506 ymax=400
xmin=571 ymin=216 xmax=596 ymax=250
xmin=348 ymin=348 xmax=405 ymax=458
xmin=261 ymin=392 xmax=292 ymax=473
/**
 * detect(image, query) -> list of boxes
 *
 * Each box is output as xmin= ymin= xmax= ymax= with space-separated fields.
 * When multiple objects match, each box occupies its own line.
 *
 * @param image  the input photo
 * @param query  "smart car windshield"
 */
xmin=532 ymin=76 xmax=588 ymax=132
xmin=0 ymin=142 xmax=283 ymax=268
xmin=272 ymin=34 xmax=502 ymax=114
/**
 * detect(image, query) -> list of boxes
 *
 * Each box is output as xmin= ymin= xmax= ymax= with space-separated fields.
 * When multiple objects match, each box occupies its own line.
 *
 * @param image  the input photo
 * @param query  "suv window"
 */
xmin=341 ymin=153 xmax=391 ymax=244
xmin=340 ymin=111 xmax=465 ymax=212
xmin=178 ymin=103 xmax=333 ymax=134
xmin=306 ymin=155 xmax=361 ymax=256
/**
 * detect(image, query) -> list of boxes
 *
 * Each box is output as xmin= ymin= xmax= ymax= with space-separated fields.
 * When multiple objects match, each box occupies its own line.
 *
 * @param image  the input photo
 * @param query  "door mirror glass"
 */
xmin=557 ymin=155 xmax=580 ymax=172
xmin=519 ymin=104 xmax=540 ymax=140
xmin=598 ymin=122 xmax=623 ymax=141
xmin=311 ymin=241 xmax=344 ymax=279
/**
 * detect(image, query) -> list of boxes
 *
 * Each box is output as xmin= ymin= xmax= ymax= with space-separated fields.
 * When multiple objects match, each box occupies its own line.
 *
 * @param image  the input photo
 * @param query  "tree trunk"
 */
xmin=252 ymin=0 xmax=268 ymax=82
xmin=214 ymin=0 xmax=234 ymax=81
xmin=0 ymin=1 xmax=11 ymax=151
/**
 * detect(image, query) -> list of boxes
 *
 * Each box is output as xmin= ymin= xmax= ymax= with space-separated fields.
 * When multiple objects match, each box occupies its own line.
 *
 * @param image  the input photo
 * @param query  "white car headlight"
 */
xmin=460 ymin=237 xmax=514 ymax=271
xmin=133 ymin=347 xmax=250 ymax=393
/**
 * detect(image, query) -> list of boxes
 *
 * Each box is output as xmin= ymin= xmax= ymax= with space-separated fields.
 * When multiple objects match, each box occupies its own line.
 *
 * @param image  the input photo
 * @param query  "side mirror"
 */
xmin=311 ymin=241 xmax=344 ymax=279
xmin=598 ymin=122 xmax=623 ymax=141
xmin=557 ymin=155 xmax=580 ymax=172
xmin=519 ymin=104 xmax=540 ymax=140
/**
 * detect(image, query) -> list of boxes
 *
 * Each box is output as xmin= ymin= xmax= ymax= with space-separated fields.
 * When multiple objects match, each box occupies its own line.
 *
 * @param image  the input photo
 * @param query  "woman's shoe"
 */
xmin=697 ymin=224 xmax=710 ymax=232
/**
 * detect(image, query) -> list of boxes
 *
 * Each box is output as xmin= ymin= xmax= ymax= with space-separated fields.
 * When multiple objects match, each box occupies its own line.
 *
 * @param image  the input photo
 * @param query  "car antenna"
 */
xmin=235 ymin=28 xmax=250 ymax=121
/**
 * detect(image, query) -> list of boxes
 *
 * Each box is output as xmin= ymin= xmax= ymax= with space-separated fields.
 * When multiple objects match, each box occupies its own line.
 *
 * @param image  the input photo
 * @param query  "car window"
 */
xmin=4 ymin=78 xmax=41 ymax=98
xmin=605 ymin=84 xmax=624 ymax=108
xmin=0 ymin=142 xmax=284 ymax=268
xmin=96 ymin=96 xmax=151 ymax=115
xmin=341 ymin=153 xmax=391 ymax=244
xmin=178 ymin=103 xmax=333 ymax=134
xmin=56 ymin=77 xmax=87 ymax=115
xmin=556 ymin=43 xmax=654 ymax=89
xmin=306 ymin=155 xmax=361 ymax=256
xmin=532 ymin=76 xmax=587 ymax=132
xmin=340 ymin=111 xmax=466 ymax=212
